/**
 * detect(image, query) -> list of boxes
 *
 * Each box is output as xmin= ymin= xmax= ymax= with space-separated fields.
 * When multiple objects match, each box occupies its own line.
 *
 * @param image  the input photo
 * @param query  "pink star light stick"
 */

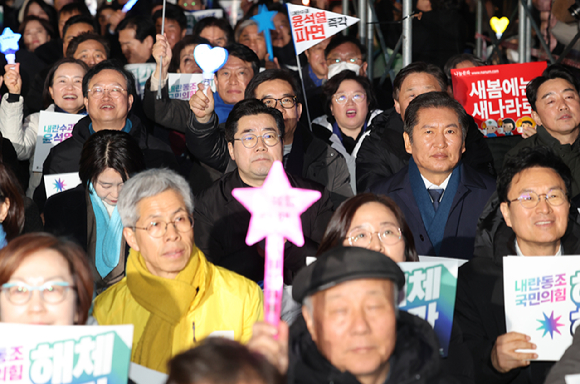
xmin=232 ymin=161 xmax=321 ymax=326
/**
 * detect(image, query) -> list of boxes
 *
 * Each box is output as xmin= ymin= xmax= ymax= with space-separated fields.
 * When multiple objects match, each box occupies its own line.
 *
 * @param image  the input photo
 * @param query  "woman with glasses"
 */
xmin=311 ymin=70 xmax=381 ymax=193
xmin=0 ymin=58 xmax=89 ymax=198
xmin=317 ymin=193 xmax=418 ymax=262
xmin=44 ymin=130 xmax=145 ymax=294
xmin=0 ymin=233 xmax=93 ymax=325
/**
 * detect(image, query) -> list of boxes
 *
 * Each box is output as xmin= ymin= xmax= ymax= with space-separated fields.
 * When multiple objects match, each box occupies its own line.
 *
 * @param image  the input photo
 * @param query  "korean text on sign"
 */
xmin=291 ymin=12 xmax=327 ymax=43
xmin=515 ymin=273 xmax=567 ymax=307
xmin=0 ymin=346 xmax=24 ymax=382
xmin=470 ymin=78 xmax=532 ymax=121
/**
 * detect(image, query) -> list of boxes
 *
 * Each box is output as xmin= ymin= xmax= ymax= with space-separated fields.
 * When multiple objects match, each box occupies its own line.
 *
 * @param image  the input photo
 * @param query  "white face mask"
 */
xmin=327 ymin=62 xmax=361 ymax=79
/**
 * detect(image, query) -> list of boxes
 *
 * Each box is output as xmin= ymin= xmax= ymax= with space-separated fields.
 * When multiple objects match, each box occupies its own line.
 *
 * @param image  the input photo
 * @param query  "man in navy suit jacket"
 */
xmin=371 ymin=92 xmax=495 ymax=259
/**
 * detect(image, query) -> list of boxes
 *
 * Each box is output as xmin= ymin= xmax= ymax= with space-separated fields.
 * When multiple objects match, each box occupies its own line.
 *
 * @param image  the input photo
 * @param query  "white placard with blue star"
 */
xmin=504 ymin=255 xmax=580 ymax=360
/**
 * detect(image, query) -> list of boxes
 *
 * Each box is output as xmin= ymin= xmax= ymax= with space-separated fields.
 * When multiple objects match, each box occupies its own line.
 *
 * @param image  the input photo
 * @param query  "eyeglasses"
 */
xmin=346 ymin=225 xmax=403 ymax=247
xmin=326 ymin=57 xmax=362 ymax=65
xmin=261 ymin=96 xmax=297 ymax=109
xmin=234 ymin=133 xmax=281 ymax=149
xmin=88 ymin=86 xmax=127 ymax=99
xmin=508 ymin=189 xmax=568 ymax=209
xmin=134 ymin=214 xmax=194 ymax=238
xmin=334 ymin=93 xmax=366 ymax=105
xmin=1 ymin=282 xmax=74 ymax=305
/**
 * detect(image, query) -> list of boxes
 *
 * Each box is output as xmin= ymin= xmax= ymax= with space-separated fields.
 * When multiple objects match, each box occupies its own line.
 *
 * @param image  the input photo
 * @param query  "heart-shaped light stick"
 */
xmin=490 ymin=17 xmax=509 ymax=40
xmin=233 ymin=161 xmax=321 ymax=327
xmin=194 ymin=44 xmax=228 ymax=95
xmin=0 ymin=28 xmax=21 ymax=65
xmin=252 ymin=5 xmax=277 ymax=63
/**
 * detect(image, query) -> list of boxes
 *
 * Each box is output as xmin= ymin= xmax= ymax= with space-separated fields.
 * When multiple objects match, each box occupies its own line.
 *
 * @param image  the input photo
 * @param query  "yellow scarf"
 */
xmin=126 ymin=246 xmax=204 ymax=373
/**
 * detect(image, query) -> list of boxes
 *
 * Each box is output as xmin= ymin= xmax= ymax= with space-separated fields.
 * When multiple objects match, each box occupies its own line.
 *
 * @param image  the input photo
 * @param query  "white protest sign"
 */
xmin=167 ymin=73 xmax=216 ymax=100
xmin=567 ymin=374 xmax=580 ymax=384
xmin=184 ymin=9 xmax=224 ymax=34
xmin=399 ymin=259 xmax=459 ymax=357
xmin=32 ymin=112 xmax=83 ymax=172
xmin=129 ymin=363 xmax=167 ymax=384
xmin=0 ymin=323 xmax=133 ymax=384
xmin=287 ymin=4 xmax=359 ymax=55
xmin=504 ymin=256 xmax=580 ymax=360
xmin=125 ymin=63 xmax=157 ymax=99
xmin=44 ymin=173 xmax=81 ymax=199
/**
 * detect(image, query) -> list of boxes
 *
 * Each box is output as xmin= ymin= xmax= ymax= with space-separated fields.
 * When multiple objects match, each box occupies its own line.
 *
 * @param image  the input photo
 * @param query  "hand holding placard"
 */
xmin=0 ymin=28 xmax=21 ymax=65
xmin=232 ymin=161 xmax=321 ymax=327
xmin=194 ymin=44 xmax=228 ymax=96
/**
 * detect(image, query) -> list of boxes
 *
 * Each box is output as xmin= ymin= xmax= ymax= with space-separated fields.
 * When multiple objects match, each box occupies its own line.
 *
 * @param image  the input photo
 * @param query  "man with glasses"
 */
xmin=370 ymin=92 xmax=495 ymax=259
xmin=34 ymin=60 xmax=177 ymax=210
xmin=452 ymin=146 xmax=580 ymax=384
xmin=93 ymin=168 xmax=263 ymax=373
xmin=187 ymin=69 xmax=353 ymax=207
xmin=193 ymin=99 xmax=333 ymax=284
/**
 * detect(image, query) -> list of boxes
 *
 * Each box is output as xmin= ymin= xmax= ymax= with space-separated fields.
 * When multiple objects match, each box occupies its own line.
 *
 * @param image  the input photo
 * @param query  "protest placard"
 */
xmin=128 ymin=363 xmax=167 ymax=384
xmin=184 ymin=9 xmax=224 ymax=34
xmin=451 ymin=62 xmax=547 ymax=138
xmin=32 ymin=112 xmax=83 ymax=172
xmin=124 ymin=63 xmax=157 ymax=99
xmin=287 ymin=4 xmax=359 ymax=55
xmin=167 ymin=73 xmax=215 ymax=100
xmin=504 ymin=256 xmax=580 ymax=360
xmin=399 ymin=259 xmax=460 ymax=357
xmin=0 ymin=323 xmax=133 ymax=384
xmin=44 ymin=173 xmax=81 ymax=199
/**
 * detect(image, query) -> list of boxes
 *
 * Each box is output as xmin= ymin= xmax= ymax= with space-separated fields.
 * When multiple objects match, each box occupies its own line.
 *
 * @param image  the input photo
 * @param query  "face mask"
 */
xmin=327 ymin=62 xmax=361 ymax=79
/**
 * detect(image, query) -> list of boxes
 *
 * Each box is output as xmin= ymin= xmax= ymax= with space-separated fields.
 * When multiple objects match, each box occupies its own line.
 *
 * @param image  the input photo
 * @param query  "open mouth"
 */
xmin=62 ymin=94 xmax=78 ymax=100
xmin=100 ymin=103 xmax=115 ymax=110
xmin=346 ymin=109 xmax=357 ymax=118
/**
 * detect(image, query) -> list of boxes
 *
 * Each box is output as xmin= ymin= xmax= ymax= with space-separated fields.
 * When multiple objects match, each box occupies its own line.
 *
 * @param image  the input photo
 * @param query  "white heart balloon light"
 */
xmin=194 ymin=44 xmax=229 ymax=81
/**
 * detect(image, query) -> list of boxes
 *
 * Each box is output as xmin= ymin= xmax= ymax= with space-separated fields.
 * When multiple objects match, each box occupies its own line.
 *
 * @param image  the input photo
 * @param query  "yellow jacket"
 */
xmin=93 ymin=248 xmax=264 ymax=368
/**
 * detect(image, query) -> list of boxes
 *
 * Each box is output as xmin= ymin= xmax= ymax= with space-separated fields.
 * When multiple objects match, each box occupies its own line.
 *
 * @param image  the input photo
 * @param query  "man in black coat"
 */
xmin=453 ymin=147 xmax=580 ymax=384
xmin=356 ymin=62 xmax=495 ymax=193
xmin=371 ymin=92 xmax=496 ymax=259
xmin=34 ymin=60 xmax=177 ymax=210
xmin=247 ymin=246 xmax=450 ymax=384
xmin=194 ymin=99 xmax=333 ymax=284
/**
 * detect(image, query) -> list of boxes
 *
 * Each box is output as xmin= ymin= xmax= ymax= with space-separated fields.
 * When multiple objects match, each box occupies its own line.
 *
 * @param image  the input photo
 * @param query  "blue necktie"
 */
xmin=428 ymin=188 xmax=444 ymax=211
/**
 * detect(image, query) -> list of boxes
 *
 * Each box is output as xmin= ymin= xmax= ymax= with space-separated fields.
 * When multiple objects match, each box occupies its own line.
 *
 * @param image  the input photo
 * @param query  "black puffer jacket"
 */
xmin=288 ymin=311 xmax=453 ymax=384
xmin=453 ymin=218 xmax=580 ymax=384
xmin=33 ymin=114 xmax=178 ymax=210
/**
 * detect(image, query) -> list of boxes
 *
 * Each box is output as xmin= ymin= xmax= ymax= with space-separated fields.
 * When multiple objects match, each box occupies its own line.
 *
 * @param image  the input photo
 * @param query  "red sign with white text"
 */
xmin=451 ymin=62 xmax=547 ymax=138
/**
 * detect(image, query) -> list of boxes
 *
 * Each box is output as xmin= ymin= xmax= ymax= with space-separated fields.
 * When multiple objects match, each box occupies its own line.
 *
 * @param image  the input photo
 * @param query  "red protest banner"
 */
xmin=451 ymin=62 xmax=547 ymax=138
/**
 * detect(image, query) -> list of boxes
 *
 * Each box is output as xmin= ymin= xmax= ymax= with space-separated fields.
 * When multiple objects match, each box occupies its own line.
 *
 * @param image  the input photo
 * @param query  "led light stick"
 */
xmin=232 ymin=161 xmax=321 ymax=326
xmin=122 ymin=0 xmax=139 ymax=12
xmin=251 ymin=5 xmax=277 ymax=63
xmin=0 ymin=28 xmax=21 ymax=65
xmin=193 ymin=44 xmax=228 ymax=95
xmin=490 ymin=17 xmax=509 ymax=40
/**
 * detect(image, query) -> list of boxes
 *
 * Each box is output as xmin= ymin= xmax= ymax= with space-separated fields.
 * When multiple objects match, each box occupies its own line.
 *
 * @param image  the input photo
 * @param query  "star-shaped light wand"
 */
xmin=252 ymin=5 xmax=278 ymax=63
xmin=233 ymin=161 xmax=321 ymax=326
xmin=0 ymin=28 xmax=21 ymax=65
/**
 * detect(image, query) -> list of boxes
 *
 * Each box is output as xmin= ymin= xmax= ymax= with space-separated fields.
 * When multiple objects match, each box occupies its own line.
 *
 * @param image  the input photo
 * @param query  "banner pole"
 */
xmin=156 ymin=0 xmax=167 ymax=100
xmin=296 ymin=56 xmax=312 ymax=130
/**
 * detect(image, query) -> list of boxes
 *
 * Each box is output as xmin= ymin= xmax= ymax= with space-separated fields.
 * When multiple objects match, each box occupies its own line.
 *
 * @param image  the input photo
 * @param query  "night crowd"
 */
xmin=0 ymin=0 xmax=580 ymax=383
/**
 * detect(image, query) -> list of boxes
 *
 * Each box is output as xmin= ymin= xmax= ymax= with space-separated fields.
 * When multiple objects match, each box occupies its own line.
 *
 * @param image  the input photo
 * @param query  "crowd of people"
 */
xmin=1 ymin=0 xmax=580 ymax=383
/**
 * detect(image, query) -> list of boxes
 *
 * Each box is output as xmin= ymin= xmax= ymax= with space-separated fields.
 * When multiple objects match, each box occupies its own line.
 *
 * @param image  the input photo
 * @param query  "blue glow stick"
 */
xmin=251 ymin=5 xmax=277 ymax=62
xmin=122 ymin=0 xmax=139 ymax=13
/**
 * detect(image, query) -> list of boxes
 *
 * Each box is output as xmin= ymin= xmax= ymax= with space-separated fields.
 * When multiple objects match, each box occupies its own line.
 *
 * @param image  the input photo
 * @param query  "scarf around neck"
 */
xmin=408 ymin=158 xmax=461 ymax=255
xmin=127 ymin=246 xmax=203 ymax=373
xmin=88 ymin=183 xmax=123 ymax=278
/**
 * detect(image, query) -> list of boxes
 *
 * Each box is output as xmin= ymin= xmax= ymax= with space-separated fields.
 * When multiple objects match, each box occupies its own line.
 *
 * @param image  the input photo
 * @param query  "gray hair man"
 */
xmin=93 ymin=168 xmax=263 ymax=373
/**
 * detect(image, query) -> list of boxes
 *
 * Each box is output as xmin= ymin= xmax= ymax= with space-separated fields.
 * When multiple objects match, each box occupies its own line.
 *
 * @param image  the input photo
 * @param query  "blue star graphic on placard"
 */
xmin=53 ymin=178 xmax=66 ymax=192
xmin=0 ymin=28 xmax=21 ymax=54
xmin=536 ymin=311 xmax=565 ymax=339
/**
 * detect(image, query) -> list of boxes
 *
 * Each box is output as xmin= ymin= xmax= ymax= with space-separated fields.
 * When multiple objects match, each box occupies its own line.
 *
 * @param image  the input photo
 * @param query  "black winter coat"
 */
xmin=288 ymin=312 xmax=453 ymax=384
xmin=194 ymin=170 xmax=334 ymax=284
xmin=453 ymin=219 xmax=580 ymax=384
xmin=33 ymin=114 xmax=178 ymax=210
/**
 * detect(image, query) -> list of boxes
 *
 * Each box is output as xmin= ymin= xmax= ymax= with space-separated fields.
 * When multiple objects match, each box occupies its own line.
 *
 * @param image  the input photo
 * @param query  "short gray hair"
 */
xmin=235 ymin=19 xmax=258 ymax=42
xmin=117 ymin=168 xmax=194 ymax=228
